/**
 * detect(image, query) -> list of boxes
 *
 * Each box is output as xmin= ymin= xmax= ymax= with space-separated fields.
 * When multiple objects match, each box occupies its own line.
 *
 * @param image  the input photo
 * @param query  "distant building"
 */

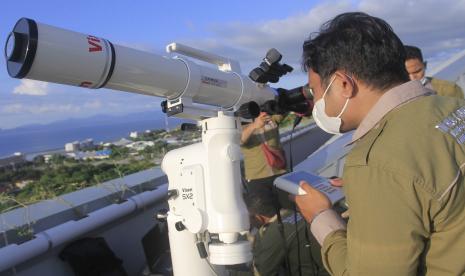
xmin=113 ymin=138 xmax=132 ymax=147
xmin=126 ymin=141 xmax=155 ymax=151
xmin=66 ymin=152 xmax=77 ymax=159
xmin=93 ymin=149 xmax=112 ymax=159
xmin=129 ymin=131 xmax=139 ymax=139
xmin=165 ymin=137 xmax=181 ymax=145
xmin=80 ymin=138 xmax=94 ymax=150
xmin=70 ymin=149 xmax=112 ymax=160
xmin=43 ymin=154 xmax=53 ymax=163
xmin=15 ymin=180 xmax=33 ymax=189
xmin=65 ymin=141 xmax=80 ymax=152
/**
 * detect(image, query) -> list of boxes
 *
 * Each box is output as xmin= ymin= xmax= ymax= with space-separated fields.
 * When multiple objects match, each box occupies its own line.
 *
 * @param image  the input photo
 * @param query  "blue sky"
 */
xmin=1 ymin=0 xmax=465 ymax=129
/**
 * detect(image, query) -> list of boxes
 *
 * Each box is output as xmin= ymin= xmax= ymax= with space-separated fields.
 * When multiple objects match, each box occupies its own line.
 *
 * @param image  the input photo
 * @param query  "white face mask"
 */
xmin=312 ymin=76 xmax=350 ymax=134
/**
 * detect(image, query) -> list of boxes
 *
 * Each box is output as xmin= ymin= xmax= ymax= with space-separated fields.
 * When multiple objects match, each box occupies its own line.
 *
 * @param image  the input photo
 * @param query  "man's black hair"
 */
xmin=243 ymin=192 xmax=277 ymax=218
xmin=302 ymin=12 xmax=409 ymax=90
xmin=404 ymin=45 xmax=424 ymax=62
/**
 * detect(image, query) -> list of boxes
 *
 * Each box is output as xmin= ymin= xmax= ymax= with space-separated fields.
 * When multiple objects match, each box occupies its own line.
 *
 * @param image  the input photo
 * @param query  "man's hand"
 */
xmin=329 ymin=177 xmax=349 ymax=218
xmin=240 ymin=112 xmax=271 ymax=145
xmin=329 ymin=177 xmax=343 ymax=187
xmin=291 ymin=181 xmax=331 ymax=223
xmin=253 ymin=112 xmax=271 ymax=129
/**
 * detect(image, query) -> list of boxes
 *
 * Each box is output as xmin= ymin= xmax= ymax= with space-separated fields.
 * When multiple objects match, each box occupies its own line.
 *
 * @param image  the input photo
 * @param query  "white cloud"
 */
xmin=359 ymin=0 xmax=465 ymax=55
xmin=181 ymin=1 xmax=353 ymax=67
xmin=183 ymin=0 xmax=465 ymax=82
xmin=2 ymin=103 xmax=81 ymax=114
xmin=1 ymin=99 xmax=125 ymax=116
xmin=142 ymin=101 xmax=160 ymax=109
xmin=83 ymin=100 xmax=102 ymax=109
xmin=2 ymin=104 xmax=23 ymax=113
xmin=108 ymin=102 xmax=121 ymax=107
xmin=13 ymin=79 xmax=49 ymax=96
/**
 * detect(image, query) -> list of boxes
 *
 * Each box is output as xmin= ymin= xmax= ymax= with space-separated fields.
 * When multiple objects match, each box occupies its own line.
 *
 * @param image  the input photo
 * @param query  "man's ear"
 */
xmin=335 ymin=70 xmax=356 ymax=98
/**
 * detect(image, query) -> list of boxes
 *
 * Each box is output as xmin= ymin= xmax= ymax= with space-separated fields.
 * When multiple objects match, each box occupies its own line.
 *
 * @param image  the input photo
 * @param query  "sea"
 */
xmin=0 ymin=111 xmax=186 ymax=158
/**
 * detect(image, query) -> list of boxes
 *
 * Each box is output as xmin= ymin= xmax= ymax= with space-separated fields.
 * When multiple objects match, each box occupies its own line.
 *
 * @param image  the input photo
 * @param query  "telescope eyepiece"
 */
xmin=259 ymin=86 xmax=313 ymax=116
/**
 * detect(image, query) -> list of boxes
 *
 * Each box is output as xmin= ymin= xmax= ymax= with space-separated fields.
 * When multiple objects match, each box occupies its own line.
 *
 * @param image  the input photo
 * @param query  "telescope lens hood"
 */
xmin=5 ymin=18 xmax=38 ymax=79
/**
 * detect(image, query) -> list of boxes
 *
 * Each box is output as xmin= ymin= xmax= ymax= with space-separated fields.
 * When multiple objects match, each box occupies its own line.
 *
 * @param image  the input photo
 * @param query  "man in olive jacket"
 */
xmin=245 ymin=193 xmax=329 ymax=276
xmin=293 ymin=12 xmax=465 ymax=275
xmin=404 ymin=45 xmax=464 ymax=99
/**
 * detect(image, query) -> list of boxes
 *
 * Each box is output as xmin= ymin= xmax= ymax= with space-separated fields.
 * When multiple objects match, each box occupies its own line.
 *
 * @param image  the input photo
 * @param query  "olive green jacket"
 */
xmin=254 ymin=210 xmax=329 ymax=276
xmin=426 ymin=77 xmax=464 ymax=99
xmin=321 ymin=81 xmax=465 ymax=275
xmin=241 ymin=115 xmax=287 ymax=180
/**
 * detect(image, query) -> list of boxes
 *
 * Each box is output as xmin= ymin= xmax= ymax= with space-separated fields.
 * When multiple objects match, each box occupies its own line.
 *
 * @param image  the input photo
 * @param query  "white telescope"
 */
xmin=5 ymin=18 xmax=276 ymax=119
xmin=5 ymin=18 xmax=293 ymax=275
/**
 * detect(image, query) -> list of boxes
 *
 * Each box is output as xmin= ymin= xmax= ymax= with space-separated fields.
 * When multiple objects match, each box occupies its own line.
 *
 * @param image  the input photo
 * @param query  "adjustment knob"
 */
xmin=175 ymin=221 xmax=186 ymax=231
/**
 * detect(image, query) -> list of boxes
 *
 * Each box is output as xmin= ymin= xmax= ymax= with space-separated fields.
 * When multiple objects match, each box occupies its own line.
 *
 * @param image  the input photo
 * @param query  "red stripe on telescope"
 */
xmin=87 ymin=35 xmax=102 ymax=52
xmin=79 ymin=81 xmax=93 ymax=87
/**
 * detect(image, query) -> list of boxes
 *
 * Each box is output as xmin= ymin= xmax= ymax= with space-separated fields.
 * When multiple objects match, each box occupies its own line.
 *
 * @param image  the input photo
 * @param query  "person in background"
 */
xmin=240 ymin=84 xmax=314 ymax=207
xmin=245 ymin=192 xmax=329 ymax=276
xmin=240 ymin=111 xmax=289 ymax=207
xmin=405 ymin=45 xmax=464 ymax=98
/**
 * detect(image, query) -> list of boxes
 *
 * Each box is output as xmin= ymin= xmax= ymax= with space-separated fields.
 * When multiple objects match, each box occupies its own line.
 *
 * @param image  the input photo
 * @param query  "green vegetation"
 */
xmin=0 ymin=126 xmax=201 ymax=213
xmin=108 ymin=145 xmax=130 ymax=159
xmin=0 ymin=159 xmax=155 ymax=213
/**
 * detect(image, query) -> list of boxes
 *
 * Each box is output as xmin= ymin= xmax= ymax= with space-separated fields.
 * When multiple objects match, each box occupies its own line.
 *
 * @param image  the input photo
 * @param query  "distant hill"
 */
xmin=0 ymin=111 xmax=189 ymax=157
xmin=2 ymin=110 xmax=186 ymax=134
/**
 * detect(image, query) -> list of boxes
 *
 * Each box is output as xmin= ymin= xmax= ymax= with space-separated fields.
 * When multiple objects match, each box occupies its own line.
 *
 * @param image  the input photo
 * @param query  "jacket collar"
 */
xmin=349 ymin=80 xmax=434 ymax=144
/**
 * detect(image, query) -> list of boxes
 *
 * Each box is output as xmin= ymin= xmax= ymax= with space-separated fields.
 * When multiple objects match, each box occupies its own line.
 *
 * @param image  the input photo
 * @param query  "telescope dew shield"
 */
xmin=6 ymin=18 xmax=115 ymax=89
xmin=5 ymin=18 xmax=37 ymax=79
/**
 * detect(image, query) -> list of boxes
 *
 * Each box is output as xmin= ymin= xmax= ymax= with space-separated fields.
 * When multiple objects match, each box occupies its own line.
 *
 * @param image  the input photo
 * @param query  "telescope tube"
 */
xmin=5 ymin=18 xmax=275 ymax=109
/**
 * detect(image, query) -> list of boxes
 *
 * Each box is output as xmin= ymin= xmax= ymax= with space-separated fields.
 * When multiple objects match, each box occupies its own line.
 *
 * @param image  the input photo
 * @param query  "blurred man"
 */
xmin=240 ymin=111 xmax=291 ymax=209
xmin=245 ymin=192 xmax=329 ymax=276
xmin=405 ymin=45 xmax=463 ymax=98
xmin=294 ymin=12 xmax=465 ymax=275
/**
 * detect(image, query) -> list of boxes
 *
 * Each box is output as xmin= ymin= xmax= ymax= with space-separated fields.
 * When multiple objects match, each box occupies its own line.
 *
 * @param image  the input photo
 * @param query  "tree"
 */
xmin=33 ymin=155 xmax=45 ymax=165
